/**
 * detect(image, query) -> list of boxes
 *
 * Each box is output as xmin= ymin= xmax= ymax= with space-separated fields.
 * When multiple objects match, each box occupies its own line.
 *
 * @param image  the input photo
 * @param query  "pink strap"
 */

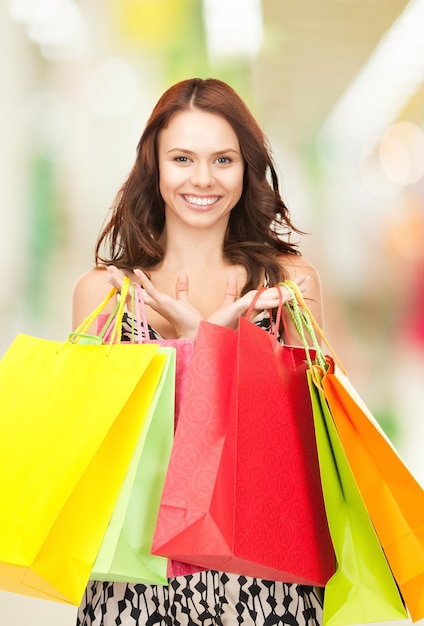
xmin=132 ymin=283 xmax=150 ymax=343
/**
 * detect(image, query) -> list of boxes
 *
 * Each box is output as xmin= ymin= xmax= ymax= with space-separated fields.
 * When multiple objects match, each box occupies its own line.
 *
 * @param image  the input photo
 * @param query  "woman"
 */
xmin=73 ymin=78 xmax=324 ymax=625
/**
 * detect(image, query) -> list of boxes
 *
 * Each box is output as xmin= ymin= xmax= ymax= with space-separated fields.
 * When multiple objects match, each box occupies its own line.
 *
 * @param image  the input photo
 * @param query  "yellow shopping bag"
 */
xmin=0 ymin=278 xmax=169 ymax=605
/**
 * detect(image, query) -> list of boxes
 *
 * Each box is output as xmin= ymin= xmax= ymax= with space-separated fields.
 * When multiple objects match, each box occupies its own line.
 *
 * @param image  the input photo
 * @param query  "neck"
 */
xmin=159 ymin=223 xmax=229 ymax=269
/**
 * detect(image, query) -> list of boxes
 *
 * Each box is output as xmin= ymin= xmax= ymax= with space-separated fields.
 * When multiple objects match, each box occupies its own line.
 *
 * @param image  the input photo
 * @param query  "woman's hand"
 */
xmin=107 ymin=266 xmax=203 ymax=339
xmin=207 ymin=275 xmax=308 ymax=328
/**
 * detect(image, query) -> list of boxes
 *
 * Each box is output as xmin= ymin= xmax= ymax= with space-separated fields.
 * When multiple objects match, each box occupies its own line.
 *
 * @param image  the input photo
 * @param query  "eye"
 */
xmin=174 ymin=156 xmax=190 ymax=163
xmin=216 ymin=156 xmax=232 ymax=165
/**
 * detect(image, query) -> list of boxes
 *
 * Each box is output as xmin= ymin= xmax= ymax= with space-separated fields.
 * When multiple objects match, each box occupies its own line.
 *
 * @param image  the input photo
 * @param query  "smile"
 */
xmin=183 ymin=195 xmax=220 ymax=207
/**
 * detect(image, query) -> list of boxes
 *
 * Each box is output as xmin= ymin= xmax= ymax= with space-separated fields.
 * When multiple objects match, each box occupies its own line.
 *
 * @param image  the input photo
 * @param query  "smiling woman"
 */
xmin=72 ymin=77 xmax=324 ymax=625
xmin=158 ymin=109 xmax=244 ymax=231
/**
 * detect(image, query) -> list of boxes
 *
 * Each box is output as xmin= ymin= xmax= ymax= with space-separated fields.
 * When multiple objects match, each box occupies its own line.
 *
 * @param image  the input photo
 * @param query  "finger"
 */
xmin=106 ymin=265 xmax=124 ymax=289
xmin=293 ymin=275 xmax=309 ymax=294
xmin=222 ymin=275 xmax=238 ymax=305
xmin=277 ymin=284 xmax=298 ymax=304
xmin=133 ymin=269 xmax=162 ymax=307
xmin=294 ymin=274 xmax=308 ymax=285
xmin=274 ymin=283 xmax=308 ymax=306
xmin=133 ymin=269 xmax=160 ymax=297
xmin=175 ymin=272 xmax=189 ymax=301
xmin=132 ymin=268 xmax=149 ymax=287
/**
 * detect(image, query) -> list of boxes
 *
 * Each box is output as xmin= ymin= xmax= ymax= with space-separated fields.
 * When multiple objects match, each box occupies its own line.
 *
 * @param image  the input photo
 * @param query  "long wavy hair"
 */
xmin=95 ymin=77 xmax=302 ymax=293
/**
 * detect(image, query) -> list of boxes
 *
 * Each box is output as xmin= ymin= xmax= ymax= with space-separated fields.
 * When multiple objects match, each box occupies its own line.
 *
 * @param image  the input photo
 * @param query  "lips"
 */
xmin=183 ymin=195 xmax=220 ymax=207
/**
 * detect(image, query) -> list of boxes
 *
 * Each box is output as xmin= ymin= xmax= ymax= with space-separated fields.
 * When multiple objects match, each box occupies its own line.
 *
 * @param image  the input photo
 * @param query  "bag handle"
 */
xmin=62 ymin=276 xmax=131 ymax=352
xmin=244 ymin=285 xmax=283 ymax=344
xmin=130 ymin=283 xmax=150 ymax=343
xmin=281 ymin=280 xmax=345 ymax=374
xmin=281 ymin=282 xmax=326 ymax=369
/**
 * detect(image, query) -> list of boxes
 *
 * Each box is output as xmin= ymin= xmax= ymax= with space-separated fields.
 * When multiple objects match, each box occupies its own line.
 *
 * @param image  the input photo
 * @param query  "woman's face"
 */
xmin=157 ymin=109 xmax=244 ymax=231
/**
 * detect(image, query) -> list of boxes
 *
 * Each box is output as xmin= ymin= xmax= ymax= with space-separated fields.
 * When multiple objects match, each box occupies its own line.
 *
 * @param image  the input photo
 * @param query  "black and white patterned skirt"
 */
xmin=77 ymin=572 xmax=323 ymax=626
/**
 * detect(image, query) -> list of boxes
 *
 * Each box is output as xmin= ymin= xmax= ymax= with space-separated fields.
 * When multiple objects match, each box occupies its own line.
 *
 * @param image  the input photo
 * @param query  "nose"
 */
xmin=190 ymin=161 xmax=214 ymax=187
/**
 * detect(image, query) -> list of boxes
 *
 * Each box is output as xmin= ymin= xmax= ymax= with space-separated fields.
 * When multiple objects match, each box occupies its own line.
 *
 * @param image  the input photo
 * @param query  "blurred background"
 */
xmin=1 ymin=0 xmax=424 ymax=623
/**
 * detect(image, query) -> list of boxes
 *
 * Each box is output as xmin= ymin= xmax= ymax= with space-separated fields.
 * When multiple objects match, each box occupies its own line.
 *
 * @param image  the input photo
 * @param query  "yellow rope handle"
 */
xmin=282 ymin=280 xmax=346 ymax=374
xmin=108 ymin=276 xmax=131 ymax=348
xmin=72 ymin=287 xmax=118 ymax=337
xmin=61 ymin=276 xmax=131 ymax=353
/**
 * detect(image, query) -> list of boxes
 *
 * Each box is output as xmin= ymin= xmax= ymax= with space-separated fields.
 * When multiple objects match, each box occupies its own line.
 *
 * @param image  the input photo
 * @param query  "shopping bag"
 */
xmin=321 ymin=359 xmax=424 ymax=621
xmin=284 ymin=280 xmax=424 ymax=621
xmin=308 ymin=365 xmax=408 ymax=626
xmin=91 ymin=347 xmax=175 ymax=584
xmin=97 ymin=283 xmax=200 ymax=584
xmin=152 ymin=298 xmax=335 ymax=585
xmin=0 ymin=277 xmax=168 ymax=605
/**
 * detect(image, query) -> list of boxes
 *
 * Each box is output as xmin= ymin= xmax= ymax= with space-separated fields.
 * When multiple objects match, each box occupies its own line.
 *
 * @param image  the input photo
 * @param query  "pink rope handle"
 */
xmin=132 ymin=283 xmax=150 ymax=343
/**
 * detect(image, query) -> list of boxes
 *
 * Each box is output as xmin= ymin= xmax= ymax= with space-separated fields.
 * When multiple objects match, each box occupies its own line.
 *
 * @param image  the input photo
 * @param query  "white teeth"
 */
xmin=184 ymin=195 xmax=219 ymax=206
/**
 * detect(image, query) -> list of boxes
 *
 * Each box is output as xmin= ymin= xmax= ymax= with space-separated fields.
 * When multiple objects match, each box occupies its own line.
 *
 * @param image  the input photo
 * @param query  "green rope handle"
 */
xmin=98 ymin=300 xmax=121 ymax=340
xmin=281 ymin=282 xmax=327 ymax=370
xmin=282 ymin=280 xmax=345 ymax=374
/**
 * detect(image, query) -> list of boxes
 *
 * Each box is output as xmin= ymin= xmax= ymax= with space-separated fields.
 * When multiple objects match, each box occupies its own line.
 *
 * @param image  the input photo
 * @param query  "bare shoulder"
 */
xmin=72 ymin=267 xmax=116 ymax=330
xmin=279 ymin=254 xmax=320 ymax=282
xmin=73 ymin=266 xmax=111 ymax=296
xmin=278 ymin=253 xmax=324 ymax=327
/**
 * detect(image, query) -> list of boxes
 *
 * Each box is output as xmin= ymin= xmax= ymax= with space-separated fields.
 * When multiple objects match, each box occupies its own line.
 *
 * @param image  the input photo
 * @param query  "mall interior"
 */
xmin=1 ymin=1 xmax=424 ymax=624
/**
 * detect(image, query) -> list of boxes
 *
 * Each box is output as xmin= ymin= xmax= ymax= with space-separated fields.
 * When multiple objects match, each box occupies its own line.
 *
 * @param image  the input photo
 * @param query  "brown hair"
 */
xmin=95 ymin=77 xmax=302 ymax=293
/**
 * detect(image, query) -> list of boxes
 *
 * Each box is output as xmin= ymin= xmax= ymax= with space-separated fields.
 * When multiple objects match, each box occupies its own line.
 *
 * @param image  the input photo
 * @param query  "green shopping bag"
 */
xmin=308 ymin=366 xmax=408 ymax=626
xmin=91 ymin=347 xmax=175 ymax=584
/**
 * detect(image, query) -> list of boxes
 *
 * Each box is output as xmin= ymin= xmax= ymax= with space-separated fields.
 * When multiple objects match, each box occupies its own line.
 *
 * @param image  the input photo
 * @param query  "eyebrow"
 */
xmin=166 ymin=148 xmax=240 ymax=155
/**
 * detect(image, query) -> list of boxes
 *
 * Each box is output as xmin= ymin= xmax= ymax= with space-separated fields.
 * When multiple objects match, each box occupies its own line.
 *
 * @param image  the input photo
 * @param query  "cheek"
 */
xmin=227 ymin=168 xmax=244 ymax=197
xmin=159 ymin=165 xmax=185 ymax=193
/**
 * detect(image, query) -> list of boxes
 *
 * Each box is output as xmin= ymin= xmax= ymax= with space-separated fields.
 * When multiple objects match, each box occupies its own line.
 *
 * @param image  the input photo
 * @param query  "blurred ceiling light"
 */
xmin=202 ymin=0 xmax=263 ymax=62
xmin=319 ymin=0 xmax=424 ymax=163
xmin=85 ymin=58 xmax=140 ymax=117
xmin=379 ymin=122 xmax=424 ymax=185
xmin=9 ymin=0 xmax=88 ymax=59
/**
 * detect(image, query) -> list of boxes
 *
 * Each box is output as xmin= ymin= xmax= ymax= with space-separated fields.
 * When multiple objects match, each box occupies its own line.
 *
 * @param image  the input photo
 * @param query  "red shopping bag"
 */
xmin=152 ymin=311 xmax=335 ymax=586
